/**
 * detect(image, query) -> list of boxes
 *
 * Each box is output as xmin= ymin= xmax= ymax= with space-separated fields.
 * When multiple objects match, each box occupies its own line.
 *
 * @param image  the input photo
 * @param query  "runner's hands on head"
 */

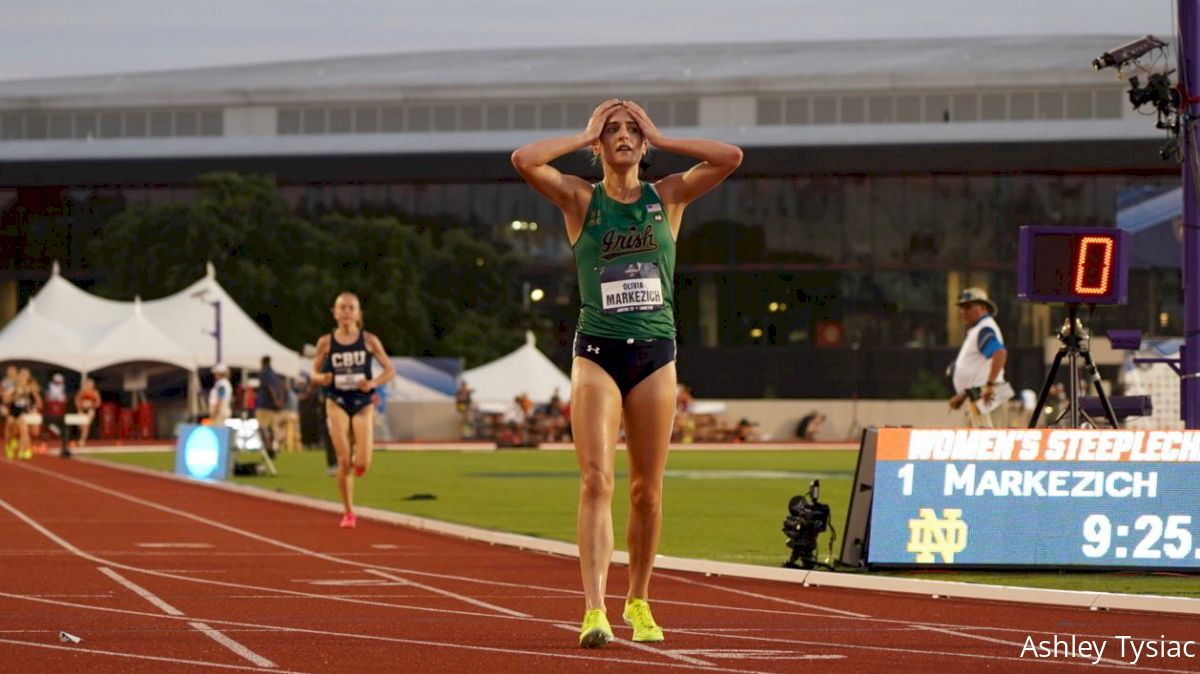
xmin=621 ymin=100 xmax=664 ymax=146
xmin=584 ymin=99 xmax=624 ymax=143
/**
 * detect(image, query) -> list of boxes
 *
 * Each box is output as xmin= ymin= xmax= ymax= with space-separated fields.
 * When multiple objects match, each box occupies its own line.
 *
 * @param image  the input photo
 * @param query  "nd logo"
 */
xmin=906 ymin=508 xmax=969 ymax=563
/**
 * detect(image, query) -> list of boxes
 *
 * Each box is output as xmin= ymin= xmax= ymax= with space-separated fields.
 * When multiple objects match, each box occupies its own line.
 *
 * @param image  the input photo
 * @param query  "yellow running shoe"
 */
xmin=578 ymin=608 xmax=613 ymax=648
xmin=622 ymin=598 xmax=664 ymax=642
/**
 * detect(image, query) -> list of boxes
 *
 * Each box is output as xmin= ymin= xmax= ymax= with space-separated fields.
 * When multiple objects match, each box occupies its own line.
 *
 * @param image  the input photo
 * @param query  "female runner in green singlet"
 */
xmin=512 ymin=100 xmax=741 ymax=648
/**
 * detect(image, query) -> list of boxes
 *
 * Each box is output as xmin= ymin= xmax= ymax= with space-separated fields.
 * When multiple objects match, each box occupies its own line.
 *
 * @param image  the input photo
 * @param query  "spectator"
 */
xmin=44 ymin=373 xmax=68 ymax=456
xmin=255 ymin=356 xmax=286 ymax=458
xmin=455 ymin=381 xmax=474 ymax=438
xmin=948 ymin=288 xmax=1010 ymax=428
xmin=796 ymin=410 xmax=826 ymax=441
xmin=208 ymin=364 xmax=233 ymax=427
xmin=74 ymin=377 xmax=101 ymax=447
xmin=733 ymin=417 xmax=759 ymax=443
xmin=279 ymin=378 xmax=301 ymax=451
xmin=673 ymin=384 xmax=695 ymax=443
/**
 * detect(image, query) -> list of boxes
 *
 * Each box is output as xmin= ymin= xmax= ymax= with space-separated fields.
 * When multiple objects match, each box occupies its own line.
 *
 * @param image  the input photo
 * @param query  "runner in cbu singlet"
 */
xmin=325 ymin=329 xmax=375 ymax=417
xmin=572 ymin=181 xmax=678 ymax=396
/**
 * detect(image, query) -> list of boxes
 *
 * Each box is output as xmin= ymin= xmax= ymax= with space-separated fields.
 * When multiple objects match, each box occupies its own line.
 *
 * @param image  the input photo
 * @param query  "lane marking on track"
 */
xmin=136 ymin=543 xmax=214 ymax=549
xmin=671 ymin=649 xmax=845 ymax=661
xmin=911 ymin=624 xmax=1135 ymax=669
xmin=99 ymin=567 xmax=185 ymax=615
xmin=0 ymin=592 xmax=786 ymax=674
xmin=370 ymin=544 xmax=400 ymax=549
xmin=99 ymin=566 xmax=277 ymax=669
xmin=670 ymin=629 xmax=1190 ymax=673
xmin=13 ymin=462 xmax=1194 ymax=672
xmin=188 ymin=621 xmax=277 ymax=669
xmin=657 ymin=572 xmax=870 ymax=618
xmin=295 ymin=579 xmax=405 ymax=587
xmin=0 ymin=637 xmax=303 ymax=673
xmin=550 ymin=623 xmax=716 ymax=667
xmin=364 ymin=568 xmax=530 ymax=617
xmin=0 ymin=495 xmax=552 ymax=622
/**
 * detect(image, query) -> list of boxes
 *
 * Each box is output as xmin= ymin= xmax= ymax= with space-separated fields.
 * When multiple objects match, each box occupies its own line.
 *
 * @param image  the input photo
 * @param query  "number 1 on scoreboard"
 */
xmin=898 ymin=463 xmax=914 ymax=496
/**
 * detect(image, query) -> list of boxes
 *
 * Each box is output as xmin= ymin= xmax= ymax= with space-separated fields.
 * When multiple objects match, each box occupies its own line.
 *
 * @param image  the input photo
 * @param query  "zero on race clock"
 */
xmin=840 ymin=428 xmax=1200 ymax=569
xmin=1017 ymin=226 xmax=1130 ymax=305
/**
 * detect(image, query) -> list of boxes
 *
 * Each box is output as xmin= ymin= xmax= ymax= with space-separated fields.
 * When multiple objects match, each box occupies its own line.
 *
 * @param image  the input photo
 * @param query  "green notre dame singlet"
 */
xmin=573 ymin=182 xmax=676 ymax=340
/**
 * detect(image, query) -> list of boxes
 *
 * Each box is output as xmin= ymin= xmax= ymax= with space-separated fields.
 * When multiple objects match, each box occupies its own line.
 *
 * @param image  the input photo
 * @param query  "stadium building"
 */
xmin=0 ymin=36 xmax=1181 ymax=397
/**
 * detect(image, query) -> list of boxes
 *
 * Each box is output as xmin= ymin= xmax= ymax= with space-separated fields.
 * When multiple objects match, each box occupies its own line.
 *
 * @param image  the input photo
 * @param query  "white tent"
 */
xmin=28 ymin=262 xmax=128 ymax=330
xmin=143 ymin=263 xmax=300 ymax=375
xmin=4 ymin=262 xmax=299 ymax=377
xmin=84 ymin=299 xmax=196 ymax=372
xmin=461 ymin=331 xmax=570 ymax=405
xmin=0 ymin=299 xmax=87 ymax=371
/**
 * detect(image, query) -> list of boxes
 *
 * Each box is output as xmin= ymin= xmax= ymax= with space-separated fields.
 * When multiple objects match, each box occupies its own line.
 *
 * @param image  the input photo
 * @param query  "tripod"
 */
xmin=1027 ymin=304 xmax=1119 ymax=429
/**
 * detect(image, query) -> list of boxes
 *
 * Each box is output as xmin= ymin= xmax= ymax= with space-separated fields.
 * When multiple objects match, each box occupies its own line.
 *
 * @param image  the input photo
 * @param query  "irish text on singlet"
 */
xmin=325 ymin=330 xmax=374 ymax=391
xmin=573 ymin=182 xmax=676 ymax=339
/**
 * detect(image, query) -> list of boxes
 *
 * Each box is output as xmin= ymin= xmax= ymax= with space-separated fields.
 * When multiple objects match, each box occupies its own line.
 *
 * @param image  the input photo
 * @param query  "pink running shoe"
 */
xmin=353 ymin=465 xmax=365 ymax=478
xmin=339 ymin=513 xmax=357 ymax=529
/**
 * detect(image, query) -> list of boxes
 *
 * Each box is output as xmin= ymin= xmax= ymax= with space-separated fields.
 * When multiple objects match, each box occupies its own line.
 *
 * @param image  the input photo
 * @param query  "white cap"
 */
xmin=212 ymin=363 xmax=229 ymax=374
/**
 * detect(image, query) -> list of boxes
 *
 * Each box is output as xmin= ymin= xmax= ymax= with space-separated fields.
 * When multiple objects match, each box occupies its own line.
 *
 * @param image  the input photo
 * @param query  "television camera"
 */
xmin=781 ymin=480 xmax=833 ymax=570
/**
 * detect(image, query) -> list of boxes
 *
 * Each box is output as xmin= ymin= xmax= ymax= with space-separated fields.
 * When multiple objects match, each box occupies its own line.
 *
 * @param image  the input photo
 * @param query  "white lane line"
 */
xmin=370 ymin=544 xmax=400 ymax=549
xmin=0 ymin=637 xmax=301 ymax=673
xmin=16 ymin=460 xmax=1182 ymax=673
xmin=670 ymin=629 xmax=1188 ymax=673
xmin=0 ymin=593 xmax=783 ymax=674
xmin=672 ymin=648 xmax=845 ymax=661
xmin=13 ymin=461 xmax=872 ymax=628
xmin=657 ymin=571 xmax=870 ymax=618
xmin=0 ymin=496 xmax=550 ymax=622
xmin=99 ymin=567 xmax=277 ymax=668
xmin=136 ymin=543 xmax=214 ymax=549
xmin=363 ymin=568 xmax=530 ymax=617
xmin=11 ymin=462 xmax=588 ymax=594
xmin=98 ymin=567 xmax=184 ymax=615
xmin=551 ymin=623 xmax=716 ymax=668
xmin=189 ymin=621 xmax=277 ymax=669
xmin=912 ymin=624 xmax=1134 ymax=669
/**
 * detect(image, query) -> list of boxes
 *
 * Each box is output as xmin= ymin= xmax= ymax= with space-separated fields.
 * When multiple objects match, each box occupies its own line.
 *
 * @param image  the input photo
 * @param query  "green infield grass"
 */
xmin=93 ymin=447 xmax=1200 ymax=598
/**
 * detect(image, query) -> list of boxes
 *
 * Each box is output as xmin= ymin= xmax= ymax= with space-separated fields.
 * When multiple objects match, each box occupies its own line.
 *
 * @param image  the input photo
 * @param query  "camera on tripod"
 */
xmin=781 ymin=480 xmax=831 ymax=569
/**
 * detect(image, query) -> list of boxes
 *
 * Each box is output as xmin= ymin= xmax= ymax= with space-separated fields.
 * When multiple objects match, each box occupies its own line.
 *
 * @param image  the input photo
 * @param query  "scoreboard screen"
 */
xmin=844 ymin=428 xmax=1200 ymax=568
xmin=1017 ymin=226 xmax=1129 ymax=305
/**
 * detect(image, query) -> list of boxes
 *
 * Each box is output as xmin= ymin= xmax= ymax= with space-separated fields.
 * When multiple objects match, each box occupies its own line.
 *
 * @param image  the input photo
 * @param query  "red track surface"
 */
xmin=1 ymin=456 xmax=1198 ymax=673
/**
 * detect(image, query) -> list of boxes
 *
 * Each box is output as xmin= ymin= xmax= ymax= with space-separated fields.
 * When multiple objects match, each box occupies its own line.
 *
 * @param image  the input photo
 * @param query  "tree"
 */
xmin=86 ymin=172 xmax=533 ymax=365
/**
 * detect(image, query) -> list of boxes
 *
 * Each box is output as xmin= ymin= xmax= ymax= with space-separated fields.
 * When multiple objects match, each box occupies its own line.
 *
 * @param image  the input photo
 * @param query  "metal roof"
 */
xmin=0 ymin=118 xmax=1160 ymax=162
xmin=0 ymin=35 xmax=1155 ymax=107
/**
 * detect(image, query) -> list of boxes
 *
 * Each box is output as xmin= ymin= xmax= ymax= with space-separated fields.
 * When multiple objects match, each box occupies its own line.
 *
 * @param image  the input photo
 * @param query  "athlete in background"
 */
xmin=311 ymin=292 xmax=395 ymax=528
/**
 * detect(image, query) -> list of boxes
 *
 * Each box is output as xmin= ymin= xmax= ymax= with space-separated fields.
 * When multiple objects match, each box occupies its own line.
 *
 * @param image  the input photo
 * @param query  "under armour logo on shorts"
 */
xmin=587 ymin=345 xmax=600 ymax=354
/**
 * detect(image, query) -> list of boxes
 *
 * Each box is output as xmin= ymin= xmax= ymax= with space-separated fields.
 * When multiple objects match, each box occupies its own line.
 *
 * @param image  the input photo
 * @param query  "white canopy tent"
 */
xmin=461 ymin=331 xmax=570 ymax=405
xmin=0 ymin=263 xmax=301 ymax=418
xmin=0 ymin=299 xmax=88 ymax=372
xmin=4 ymin=262 xmax=299 ymax=377
xmin=27 ymin=263 xmax=129 ymax=331
xmin=84 ymin=299 xmax=196 ymax=372
xmin=144 ymin=263 xmax=300 ymax=375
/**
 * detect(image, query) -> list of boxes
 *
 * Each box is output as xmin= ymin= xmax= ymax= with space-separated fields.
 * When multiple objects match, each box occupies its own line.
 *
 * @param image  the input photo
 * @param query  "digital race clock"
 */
xmin=842 ymin=428 xmax=1200 ymax=569
xmin=1017 ymin=226 xmax=1129 ymax=305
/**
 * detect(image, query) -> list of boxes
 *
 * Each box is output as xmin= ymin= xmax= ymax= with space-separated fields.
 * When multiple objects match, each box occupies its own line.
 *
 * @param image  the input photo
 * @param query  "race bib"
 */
xmin=334 ymin=373 xmax=367 ymax=390
xmin=599 ymin=262 xmax=664 ymax=314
